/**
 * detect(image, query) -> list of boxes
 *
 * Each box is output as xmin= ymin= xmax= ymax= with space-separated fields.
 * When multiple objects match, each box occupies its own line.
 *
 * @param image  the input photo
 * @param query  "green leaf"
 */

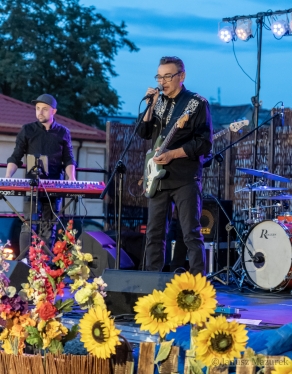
xmin=25 ymin=326 xmax=43 ymax=348
xmin=55 ymin=298 xmax=74 ymax=313
xmin=62 ymin=324 xmax=79 ymax=344
xmin=154 ymin=339 xmax=174 ymax=365
xmin=48 ymin=339 xmax=63 ymax=354
xmin=46 ymin=274 xmax=56 ymax=291
xmin=188 ymin=358 xmax=204 ymax=374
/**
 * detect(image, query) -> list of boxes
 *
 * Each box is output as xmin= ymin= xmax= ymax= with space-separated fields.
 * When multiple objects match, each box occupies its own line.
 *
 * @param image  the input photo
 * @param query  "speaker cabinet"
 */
xmin=101 ymin=269 xmax=175 ymax=315
xmin=201 ymin=199 xmax=233 ymax=242
xmin=3 ymin=260 xmax=30 ymax=292
xmin=79 ymin=231 xmax=135 ymax=277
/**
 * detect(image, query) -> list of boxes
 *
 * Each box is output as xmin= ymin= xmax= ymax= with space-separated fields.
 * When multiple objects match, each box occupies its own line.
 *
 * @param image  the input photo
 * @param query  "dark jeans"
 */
xmin=19 ymin=196 xmax=62 ymax=256
xmin=167 ymin=218 xmax=188 ymax=272
xmin=145 ymin=181 xmax=205 ymax=276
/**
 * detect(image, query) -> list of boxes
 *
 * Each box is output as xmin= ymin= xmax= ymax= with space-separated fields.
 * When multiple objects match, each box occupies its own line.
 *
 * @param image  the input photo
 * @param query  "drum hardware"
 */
xmin=258 ymin=195 xmax=292 ymax=200
xmin=236 ymin=167 xmax=291 ymax=183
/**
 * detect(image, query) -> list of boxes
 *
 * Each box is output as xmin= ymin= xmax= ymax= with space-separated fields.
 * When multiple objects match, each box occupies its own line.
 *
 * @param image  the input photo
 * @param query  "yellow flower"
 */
xmin=38 ymin=320 xmax=47 ymax=332
xmin=164 ymin=272 xmax=217 ymax=325
xmin=0 ymin=328 xmax=9 ymax=340
xmin=272 ymin=357 xmax=292 ymax=374
xmin=45 ymin=321 xmax=68 ymax=340
xmin=70 ymin=279 xmax=85 ymax=292
xmin=93 ymin=292 xmax=107 ymax=310
xmin=84 ymin=253 xmax=93 ymax=262
xmin=195 ymin=315 xmax=248 ymax=367
xmin=1 ymin=339 xmax=13 ymax=354
xmin=75 ymin=287 xmax=92 ymax=305
xmin=79 ymin=305 xmax=121 ymax=359
xmin=134 ymin=289 xmax=179 ymax=338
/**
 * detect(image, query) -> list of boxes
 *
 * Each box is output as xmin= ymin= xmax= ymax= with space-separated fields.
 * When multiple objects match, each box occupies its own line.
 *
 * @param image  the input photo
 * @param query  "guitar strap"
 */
xmin=159 ymin=89 xmax=195 ymax=139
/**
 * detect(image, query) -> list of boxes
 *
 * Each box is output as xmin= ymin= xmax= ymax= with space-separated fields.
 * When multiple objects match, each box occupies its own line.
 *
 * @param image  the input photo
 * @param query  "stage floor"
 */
xmin=63 ymin=276 xmax=292 ymax=333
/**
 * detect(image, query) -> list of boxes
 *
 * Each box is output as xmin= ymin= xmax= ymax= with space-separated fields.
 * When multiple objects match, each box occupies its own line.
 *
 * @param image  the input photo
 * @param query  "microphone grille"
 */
xmin=157 ymin=83 xmax=163 ymax=91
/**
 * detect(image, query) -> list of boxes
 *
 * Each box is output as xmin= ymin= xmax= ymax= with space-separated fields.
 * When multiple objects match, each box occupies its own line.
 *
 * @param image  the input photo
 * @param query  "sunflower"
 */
xmin=163 ymin=272 xmax=217 ymax=325
xmin=195 ymin=315 xmax=248 ymax=367
xmin=272 ymin=357 xmax=292 ymax=374
xmin=134 ymin=289 xmax=179 ymax=338
xmin=79 ymin=305 xmax=121 ymax=359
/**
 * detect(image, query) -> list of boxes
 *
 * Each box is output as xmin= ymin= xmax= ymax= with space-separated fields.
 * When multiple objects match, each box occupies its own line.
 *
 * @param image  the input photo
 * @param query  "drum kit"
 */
xmin=233 ymin=167 xmax=292 ymax=292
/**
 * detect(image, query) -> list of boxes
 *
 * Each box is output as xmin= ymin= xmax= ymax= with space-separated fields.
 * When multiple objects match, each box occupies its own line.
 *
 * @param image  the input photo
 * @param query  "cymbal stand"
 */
xmin=206 ymin=194 xmax=241 ymax=287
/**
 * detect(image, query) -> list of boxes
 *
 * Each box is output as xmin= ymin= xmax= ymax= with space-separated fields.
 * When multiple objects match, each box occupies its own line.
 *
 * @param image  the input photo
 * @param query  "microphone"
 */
xmin=142 ymin=83 xmax=163 ymax=101
xmin=281 ymin=102 xmax=284 ymax=126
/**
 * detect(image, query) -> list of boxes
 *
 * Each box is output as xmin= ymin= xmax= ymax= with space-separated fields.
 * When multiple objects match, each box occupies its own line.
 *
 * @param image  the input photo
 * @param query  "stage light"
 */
xmin=271 ymin=20 xmax=289 ymax=37
xmin=3 ymin=247 xmax=14 ymax=260
xmin=219 ymin=25 xmax=235 ymax=43
xmin=236 ymin=19 xmax=252 ymax=41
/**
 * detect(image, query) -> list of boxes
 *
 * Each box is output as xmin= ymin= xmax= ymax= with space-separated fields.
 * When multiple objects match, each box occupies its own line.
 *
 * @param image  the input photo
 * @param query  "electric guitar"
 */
xmin=143 ymin=118 xmax=249 ymax=198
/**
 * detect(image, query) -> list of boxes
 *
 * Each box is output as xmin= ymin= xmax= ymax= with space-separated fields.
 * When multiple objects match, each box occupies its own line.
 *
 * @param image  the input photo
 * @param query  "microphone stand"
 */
xmin=99 ymin=96 xmax=155 ymax=269
xmin=206 ymin=112 xmax=281 ymax=286
xmin=15 ymin=155 xmax=54 ymax=260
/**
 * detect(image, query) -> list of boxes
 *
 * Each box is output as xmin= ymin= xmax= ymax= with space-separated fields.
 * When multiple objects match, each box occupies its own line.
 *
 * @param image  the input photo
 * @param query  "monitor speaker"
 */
xmin=79 ymin=231 xmax=135 ymax=277
xmin=101 ymin=269 xmax=175 ymax=316
xmin=201 ymin=199 xmax=233 ymax=242
xmin=3 ymin=260 xmax=30 ymax=292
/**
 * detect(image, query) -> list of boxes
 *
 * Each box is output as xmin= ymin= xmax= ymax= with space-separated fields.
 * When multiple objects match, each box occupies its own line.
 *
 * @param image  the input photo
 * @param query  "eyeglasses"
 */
xmin=154 ymin=71 xmax=182 ymax=82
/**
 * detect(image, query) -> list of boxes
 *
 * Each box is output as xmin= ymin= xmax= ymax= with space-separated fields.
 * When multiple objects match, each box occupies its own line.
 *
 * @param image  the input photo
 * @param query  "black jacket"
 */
xmin=7 ymin=120 xmax=76 ymax=180
xmin=137 ymin=86 xmax=213 ymax=188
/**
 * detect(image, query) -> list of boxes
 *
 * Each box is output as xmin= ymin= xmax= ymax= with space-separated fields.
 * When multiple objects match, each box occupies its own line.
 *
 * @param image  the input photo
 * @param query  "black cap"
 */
xmin=31 ymin=94 xmax=57 ymax=109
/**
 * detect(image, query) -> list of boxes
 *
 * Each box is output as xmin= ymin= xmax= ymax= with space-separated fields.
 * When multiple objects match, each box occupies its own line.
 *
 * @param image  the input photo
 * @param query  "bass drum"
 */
xmin=242 ymin=220 xmax=292 ymax=290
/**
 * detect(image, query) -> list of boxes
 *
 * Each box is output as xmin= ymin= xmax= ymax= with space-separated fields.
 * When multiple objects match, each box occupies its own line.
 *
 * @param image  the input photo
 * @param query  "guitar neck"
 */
xmin=156 ymin=124 xmax=178 ymax=157
xmin=213 ymin=128 xmax=230 ymax=140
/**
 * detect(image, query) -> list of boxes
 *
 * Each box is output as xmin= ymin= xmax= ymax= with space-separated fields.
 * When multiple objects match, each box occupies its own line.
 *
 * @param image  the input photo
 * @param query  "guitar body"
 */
xmin=143 ymin=136 xmax=167 ymax=198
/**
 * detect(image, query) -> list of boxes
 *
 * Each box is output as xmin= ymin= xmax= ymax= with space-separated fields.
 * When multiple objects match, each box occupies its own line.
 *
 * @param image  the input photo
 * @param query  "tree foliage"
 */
xmin=0 ymin=0 xmax=138 ymax=127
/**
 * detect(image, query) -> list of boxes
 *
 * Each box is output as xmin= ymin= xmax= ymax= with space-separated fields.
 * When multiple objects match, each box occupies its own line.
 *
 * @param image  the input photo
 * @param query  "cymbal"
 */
xmin=237 ymin=167 xmax=290 ymax=183
xmin=236 ymin=186 xmax=288 ymax=192
xmin=258 ymin=195 xmax=292 ymax=200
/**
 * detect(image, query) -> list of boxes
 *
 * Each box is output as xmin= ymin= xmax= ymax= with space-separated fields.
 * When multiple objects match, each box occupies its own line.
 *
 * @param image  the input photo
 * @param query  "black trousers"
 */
xmin=19 ymin=196 xmax=62 ymax=256
xmin=145 ymin=181 xmax=205 ymax=276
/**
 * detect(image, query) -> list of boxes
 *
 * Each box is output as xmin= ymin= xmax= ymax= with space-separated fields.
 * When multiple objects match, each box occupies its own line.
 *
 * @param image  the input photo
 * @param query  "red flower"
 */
xmin=56 ymin=282 xmax=65 ymax=297
xmin=37 ymin=301 xmax=57 ymax=320
xmin=65 ymin=231 xmax=75 ymax=244
xmin=46 ymin=268 xmax=64 ymax=278
xmin=53 ymin=240 xmax=67 ymax=254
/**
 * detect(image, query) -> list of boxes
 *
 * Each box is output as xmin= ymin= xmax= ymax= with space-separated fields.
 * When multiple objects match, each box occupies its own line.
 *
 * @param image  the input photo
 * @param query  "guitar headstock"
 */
xmin=177 ymin=111 xmax=190 ymax=129
xmin=230 ymin=119 xmax=249 ymax=132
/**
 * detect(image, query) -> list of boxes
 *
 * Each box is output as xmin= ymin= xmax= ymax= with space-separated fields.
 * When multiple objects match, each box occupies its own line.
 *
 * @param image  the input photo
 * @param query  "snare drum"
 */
xmin=242 ymin=220 xmax=292 ymax=290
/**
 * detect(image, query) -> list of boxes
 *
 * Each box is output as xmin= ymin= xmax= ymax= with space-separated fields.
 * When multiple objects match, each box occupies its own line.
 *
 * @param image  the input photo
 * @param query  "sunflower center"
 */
xmin=91 ymin=322 xmax=106 ymax=343
xmin=177 ymin=290 xmax=202 ymax=311
xmin=150 ymin=302 xmax=167 ymax=321
xmin=211 ymin=333 xmax=233 ymax=353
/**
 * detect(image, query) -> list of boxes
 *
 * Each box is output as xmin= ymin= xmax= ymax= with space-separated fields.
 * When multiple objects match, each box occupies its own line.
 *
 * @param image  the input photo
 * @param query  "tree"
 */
xmin=0 ymin=0 xmax=138 ymax=127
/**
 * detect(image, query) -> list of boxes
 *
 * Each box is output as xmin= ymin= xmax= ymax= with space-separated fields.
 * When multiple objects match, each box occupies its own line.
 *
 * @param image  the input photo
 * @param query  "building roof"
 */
xmin=0 ymin=94 xmax=106 ymax=142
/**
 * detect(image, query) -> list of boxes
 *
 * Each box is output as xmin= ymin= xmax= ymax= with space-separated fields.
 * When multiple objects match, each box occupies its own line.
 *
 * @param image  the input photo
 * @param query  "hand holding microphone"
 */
xmin=142 ymin=83 xmax=163 ymax=105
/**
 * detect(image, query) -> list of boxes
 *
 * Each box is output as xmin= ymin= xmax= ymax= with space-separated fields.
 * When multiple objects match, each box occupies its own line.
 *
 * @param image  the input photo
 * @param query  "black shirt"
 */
xmin=7 ymin=120 xmax=76 ymax=180
xmin=137 ymin=86 xmax=213 ymax=189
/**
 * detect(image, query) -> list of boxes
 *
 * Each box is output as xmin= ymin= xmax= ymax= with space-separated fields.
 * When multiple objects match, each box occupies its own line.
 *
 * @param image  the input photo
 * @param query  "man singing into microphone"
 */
xmin=137 ymin=56 xmax=213 ymax=276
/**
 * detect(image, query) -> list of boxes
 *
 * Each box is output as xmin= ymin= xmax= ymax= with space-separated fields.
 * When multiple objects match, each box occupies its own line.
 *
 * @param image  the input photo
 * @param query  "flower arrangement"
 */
xmin=0 ymin=221 xmax=119 ymax=358
xmin=134 ymin=271 xmax=249 ymax=372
